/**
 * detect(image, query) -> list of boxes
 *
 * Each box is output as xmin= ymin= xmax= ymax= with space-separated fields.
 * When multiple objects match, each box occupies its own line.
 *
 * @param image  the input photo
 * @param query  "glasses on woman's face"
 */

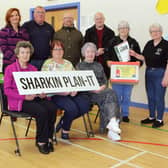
xmin=52 ymin=48 xmax=63 ymax=51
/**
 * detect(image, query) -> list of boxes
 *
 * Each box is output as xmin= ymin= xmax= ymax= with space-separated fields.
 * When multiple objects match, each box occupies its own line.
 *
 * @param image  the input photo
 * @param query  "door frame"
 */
xmin=29 ymin=2 xmax=80 ymax=30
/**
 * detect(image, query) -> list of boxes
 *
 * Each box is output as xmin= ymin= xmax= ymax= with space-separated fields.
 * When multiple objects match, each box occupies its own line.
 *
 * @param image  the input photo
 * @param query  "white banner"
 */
xmin=13 ymin=71 xmax=100 ymax=95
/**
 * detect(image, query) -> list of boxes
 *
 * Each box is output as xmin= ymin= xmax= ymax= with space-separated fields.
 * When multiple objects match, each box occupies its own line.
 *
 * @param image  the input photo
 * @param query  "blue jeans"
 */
xmin=30 ymin=59 xmax=45 ymax=70
xmin=51 ymin=94 xmax=90 ymax=131
xmin=145 ymin=68 xmax=166 ymax=120
xmin=112 ymin=84 xmax=133 ymax=117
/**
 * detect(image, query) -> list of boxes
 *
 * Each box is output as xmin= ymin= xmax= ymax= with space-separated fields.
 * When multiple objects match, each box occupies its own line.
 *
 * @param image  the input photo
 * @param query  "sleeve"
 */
xmin=21 ymin=27 xmax=29 ymax=41
xmin=4 ymin=66 xmax=25 ymax=100
xmin=41 ymin=60 xmax=49 ymax=71
xmin=84 ymin=29 xmax=91 ymax=43
xmin=99 ymin=64 xmax=108 ymax=85
xmin=0 ymin=29 xmax=14 ymax=60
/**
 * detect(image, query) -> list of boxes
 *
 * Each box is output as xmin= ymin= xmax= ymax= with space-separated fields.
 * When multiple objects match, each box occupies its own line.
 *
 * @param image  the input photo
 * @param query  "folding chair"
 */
xmin=0 ymin=85 xmax=32 ymax=156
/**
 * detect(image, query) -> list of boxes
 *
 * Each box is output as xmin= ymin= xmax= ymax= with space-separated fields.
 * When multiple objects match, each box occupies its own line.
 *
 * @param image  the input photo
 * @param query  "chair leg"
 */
xmin=10 ymin=117 xmax=21 ymax=156
xmin=94 ymin=110 xmax=100 ymax=123
xmin=86 ymin=113 xmax=94 ymax=137
xmin=82 ymin=115 xmax=90 ymax=137
xmin=0 ymin=113 xmax=5 ymax=125
xmin=25 ymin=117 xmax=32 ymax=137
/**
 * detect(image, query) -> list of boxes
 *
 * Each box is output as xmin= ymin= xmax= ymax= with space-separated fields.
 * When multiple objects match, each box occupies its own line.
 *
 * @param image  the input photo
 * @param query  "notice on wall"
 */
xmin=13 ymin=71 xmax=100 ymax=95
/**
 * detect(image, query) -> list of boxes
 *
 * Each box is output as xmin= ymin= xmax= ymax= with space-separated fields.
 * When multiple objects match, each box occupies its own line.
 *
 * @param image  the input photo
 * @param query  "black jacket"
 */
xmin=107 ymin=35 xmax=143 ymax=65
xmin=84 ymin=25 xmax=115 ymax=78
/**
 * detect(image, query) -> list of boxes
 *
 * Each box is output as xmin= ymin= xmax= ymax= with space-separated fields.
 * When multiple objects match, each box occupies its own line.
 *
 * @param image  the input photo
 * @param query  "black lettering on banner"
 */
xmin=62 ymin=76 xmax=69 ymax=87
xmin=68 ymin=76 xmax=75 ymax=87
xmin=53 ymin=77 xmax=63 ymax=88
xmin=45 ymin=77 xmax=54 ymax=88
xmin=39 ymin=77 xmax=49 ymax=88
xmin=26 ymin=78 xmax=35 ymax=89
xmin=86 ymin=75 xmax=95 ymax=86
xmin=73 ymin=76 xmax=81 ymax=87
xmin=20 ymin=78 xmax=28 ymax=89
xmin=34 ymin=77 xmax=42 ymax=89
xmin=77 ymin=76 xmax=86 ymax=86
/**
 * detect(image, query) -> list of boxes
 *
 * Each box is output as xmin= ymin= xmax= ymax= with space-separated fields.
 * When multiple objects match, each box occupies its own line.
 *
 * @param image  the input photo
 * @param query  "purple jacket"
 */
xmin=0 ymin=26 xmax=29 ymax=65
xmin=4 ymin=60 xmax=37 ymax=111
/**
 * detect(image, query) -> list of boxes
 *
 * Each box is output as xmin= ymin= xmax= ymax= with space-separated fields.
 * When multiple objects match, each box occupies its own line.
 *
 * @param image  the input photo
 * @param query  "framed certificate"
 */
xmin=114 ymin=41 xmax=130 ymax=62
xmin=109 ymin=61 xmax=140 ymax=84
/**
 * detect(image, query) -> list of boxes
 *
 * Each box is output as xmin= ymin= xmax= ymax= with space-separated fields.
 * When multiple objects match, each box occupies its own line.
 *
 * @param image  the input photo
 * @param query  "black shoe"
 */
xmin=152 ymin=120 xmax=164 ymax=128
xmin=36 ymin=143 xmax=50 ymax=154
xmin=122 ymin=116 xmax=130 ymax=122
xmin=55 ymin=117 xmax=63 ymax=133
xmin=48 ymin=142 xmax=54 ymax=152
xmin=61 ymin=131 xmax=69 ymax=140
xmin=141 ymin=118 xmax=155 ymax=124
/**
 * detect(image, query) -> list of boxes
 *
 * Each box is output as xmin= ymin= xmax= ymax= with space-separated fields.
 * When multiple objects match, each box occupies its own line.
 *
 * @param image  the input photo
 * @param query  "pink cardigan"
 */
xmin=4 ymin=60 xmax=37 ymax=111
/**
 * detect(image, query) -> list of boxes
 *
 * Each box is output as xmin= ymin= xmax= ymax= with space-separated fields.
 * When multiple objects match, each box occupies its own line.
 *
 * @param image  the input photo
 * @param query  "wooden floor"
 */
xmin=0 ymin=107 xmax=168 ymax=168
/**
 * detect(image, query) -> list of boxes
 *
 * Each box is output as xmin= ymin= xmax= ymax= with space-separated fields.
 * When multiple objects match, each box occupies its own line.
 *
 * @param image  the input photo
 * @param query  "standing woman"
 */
xmin=41 ymin=40 xmax=91 ymax=140
xmin=0 ymin=8 xmax=29 ymax=72
xmin=4 ymin=41 xmax=57 ymax=154
xmin=107 ymin=21 xmax=142 ymax=122
xmin=130 ymin=23 xmax=168 ymax=128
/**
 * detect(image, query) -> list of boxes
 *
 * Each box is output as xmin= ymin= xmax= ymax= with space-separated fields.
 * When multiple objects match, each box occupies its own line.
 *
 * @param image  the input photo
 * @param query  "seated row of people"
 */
xmin=4 ymin=40 xmax=121 ymax=155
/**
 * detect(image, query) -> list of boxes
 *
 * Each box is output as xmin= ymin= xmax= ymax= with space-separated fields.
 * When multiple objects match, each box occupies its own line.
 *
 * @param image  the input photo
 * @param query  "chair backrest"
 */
xmin=0 ymin=84 xmax=8 ymax=112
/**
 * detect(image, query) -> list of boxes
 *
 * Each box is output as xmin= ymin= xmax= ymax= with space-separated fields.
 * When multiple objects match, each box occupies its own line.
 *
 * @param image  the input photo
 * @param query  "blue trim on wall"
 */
xmin=29 ymin=2 xmax=80 ymax=29
xmin=130 ymin=101 xmax=168 ymax=112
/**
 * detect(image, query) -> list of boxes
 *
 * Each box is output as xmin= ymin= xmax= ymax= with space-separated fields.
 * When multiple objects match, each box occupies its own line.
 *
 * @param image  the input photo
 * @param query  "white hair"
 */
xmin=149 ymin=23 xmax=163 ymax=32
xmin=118 ymin=20 xmax=130 ymax=29
xmin=81 ymin=42 xmax=97 ymax=57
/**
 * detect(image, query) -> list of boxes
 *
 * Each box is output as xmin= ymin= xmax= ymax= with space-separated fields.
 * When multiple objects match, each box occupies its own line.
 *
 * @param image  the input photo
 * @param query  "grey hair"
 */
xmin=118 ymin=20 xmax=130 ymax=29
xmin=81 ymin=42 xmax=97 ymax=57
xmin=149 ymin=23 xmax=163 ymax=32
xmin=14 ymin=41 xmax=34 ymax=56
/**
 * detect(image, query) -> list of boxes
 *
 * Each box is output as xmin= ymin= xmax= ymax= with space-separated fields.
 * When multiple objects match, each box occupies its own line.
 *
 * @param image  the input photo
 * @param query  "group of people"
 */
xmin=0 ymin=5 xmax=168 ymax=155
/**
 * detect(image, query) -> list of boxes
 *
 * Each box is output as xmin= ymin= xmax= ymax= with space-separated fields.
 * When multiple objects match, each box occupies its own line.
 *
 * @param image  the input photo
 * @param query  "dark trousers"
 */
xmin=51 ymin=94 xmax=90 ymax=131
xmin=22 ymin=98 xmax=57 ymax=143
xmin=145 ymin=68 xmax=166 ymax=120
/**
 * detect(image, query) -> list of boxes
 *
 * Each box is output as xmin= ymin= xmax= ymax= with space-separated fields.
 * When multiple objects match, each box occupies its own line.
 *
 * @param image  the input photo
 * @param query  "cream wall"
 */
xmin=0 ymin=0 xmax=168 ymax=108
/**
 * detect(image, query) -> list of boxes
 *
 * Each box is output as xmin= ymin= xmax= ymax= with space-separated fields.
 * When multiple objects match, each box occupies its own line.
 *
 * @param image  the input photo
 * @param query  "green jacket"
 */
xmin=54 ymin=26 xmax=83 ymax=66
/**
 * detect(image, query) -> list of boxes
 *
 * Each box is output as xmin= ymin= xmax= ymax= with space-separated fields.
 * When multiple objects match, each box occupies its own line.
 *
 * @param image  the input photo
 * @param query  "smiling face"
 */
xmin=52 ymin=44 xmax=64 ymax=61
xmin=118 ymin=27 xmax=129 ymax=38
xmin=17 ymin=47 xmax=31 ymax=65
xmin=9 ymin=10 xmax=20 ymax=25
xmin=94 ymin=12 xmax=105 ymax=29
xmin=84 ymin=47 xmax=96 ymax=63
xmin=150 ymin=27 xmax=162 ymax=41
xmin=63 ymin=13 xmax=74 ymax=27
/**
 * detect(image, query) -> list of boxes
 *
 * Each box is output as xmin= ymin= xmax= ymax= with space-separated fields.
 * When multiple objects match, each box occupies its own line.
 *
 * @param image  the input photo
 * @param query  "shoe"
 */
xmin=107 ymin=130 xmax=121 ymax=141
xmin=48 ymin=142 xmax=54 ymax=152
xmin=36 ymin=143 xmax=50 ymax=154
xmin=152 ymin=120 xmax=164 ymax=128
xmin=106 ymin=118 xmax=121 ymax=134
xmin=141 ymin=118 xmax=155 ymax=124
xmin=61 ymin=131 xmax=69 ymax=140
xmin=99 ymin=127 xmax=106 ymax=134
xmin=55 ymin=117 xmax=63 ymax=133
xmin=122 ymin=116 xmax=130 ymax=122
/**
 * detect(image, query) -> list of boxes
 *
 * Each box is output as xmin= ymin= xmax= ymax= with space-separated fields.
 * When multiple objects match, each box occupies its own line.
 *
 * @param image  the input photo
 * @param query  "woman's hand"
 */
xmin=91 ymin=85 xmax=106 ymax=94
xmin=70 ymin=91 xmax=77 ymax=97
xmin=25 ymin=95 xmax=36 ymax=101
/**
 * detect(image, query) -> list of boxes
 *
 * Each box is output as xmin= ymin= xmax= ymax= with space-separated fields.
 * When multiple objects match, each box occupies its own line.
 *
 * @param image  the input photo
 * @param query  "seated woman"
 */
xmin=41 ymin=40 xmax=91 ymax=140
xmin=77 ymin=42 xmax=121 ymax=141
xmin=4 ymin=41 xmax=57 ymax=154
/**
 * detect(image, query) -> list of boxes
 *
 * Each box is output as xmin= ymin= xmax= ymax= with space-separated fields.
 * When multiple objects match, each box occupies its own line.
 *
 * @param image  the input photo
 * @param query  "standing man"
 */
xmin=54 ymin=13 xmax=83 ymax=67
xmin=23 ymin=6 xmax=55 ymax=70
xmin=84 ymin=12 xmax=115 ymax=79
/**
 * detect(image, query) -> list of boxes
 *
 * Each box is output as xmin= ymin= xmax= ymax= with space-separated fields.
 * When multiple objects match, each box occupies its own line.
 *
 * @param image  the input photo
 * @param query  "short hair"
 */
xmin=94 ymin=12 xmax=105 ymax=20
xmin=34 ymin=6 xmax=45 ymax=12
xmin=5 ymin=8 xmax=21 ymax=27
xmin=51 ymin=40 xmax=65 ymax=51
xmin=118 ymin=20 xmax=130 ymax=29
xmin=149 ymin=23 xmax=163 ymax=33
xmin=81 ymin=42 xmax=97 ymax=57
xmin=14 ymin=41 xmax=34 ymax=56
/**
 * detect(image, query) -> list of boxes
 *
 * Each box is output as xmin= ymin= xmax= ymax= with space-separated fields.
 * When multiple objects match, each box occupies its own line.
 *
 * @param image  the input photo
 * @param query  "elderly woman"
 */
xmin=107 ymin=21 xmax=142 ymax=123
xmin=77 ymin=42 xmax=121 ymax=141
xmin=0 ymin=8 xmax=29 ymax=72
xmin=130 ymin=23 xmax=168 ymax=128
xmin=41 ymin=40 xmax=91 ymax=140
xmin=4 ymin=41 xmax=57 ymax=154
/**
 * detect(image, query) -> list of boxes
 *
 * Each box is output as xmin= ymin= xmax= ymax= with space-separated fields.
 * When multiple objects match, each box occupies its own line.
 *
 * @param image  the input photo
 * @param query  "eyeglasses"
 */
xmin=52 ymin=48 xmax=63 ymax=51
xmin=150 ymin=30 xmax=161 ymax=33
